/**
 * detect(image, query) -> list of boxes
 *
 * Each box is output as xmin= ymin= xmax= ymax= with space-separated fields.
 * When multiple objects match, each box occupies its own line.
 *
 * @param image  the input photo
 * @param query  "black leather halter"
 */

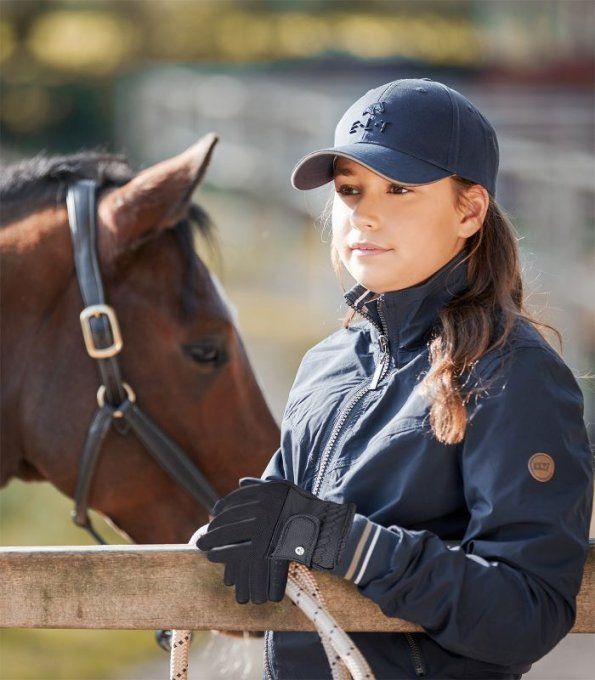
xmin=66 ymin=179 xmax=219 ymax=544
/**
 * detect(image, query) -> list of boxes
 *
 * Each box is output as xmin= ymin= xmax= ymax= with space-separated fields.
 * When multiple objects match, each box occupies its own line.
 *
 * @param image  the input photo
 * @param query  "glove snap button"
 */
xmin=295 ymin=546 xmax=305 ymax=556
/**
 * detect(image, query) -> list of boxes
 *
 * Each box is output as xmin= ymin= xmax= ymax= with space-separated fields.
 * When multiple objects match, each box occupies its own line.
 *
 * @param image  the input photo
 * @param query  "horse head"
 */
xmin=0 ymin=134 xmax=280 ymax=544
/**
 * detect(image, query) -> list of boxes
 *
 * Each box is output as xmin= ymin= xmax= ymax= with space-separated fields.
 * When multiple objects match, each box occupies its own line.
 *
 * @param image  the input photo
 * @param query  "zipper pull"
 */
xmin=369 ymin=360 xmax=384 ymax=391
xmin=369 ymin=335 xmax=389 ymax=390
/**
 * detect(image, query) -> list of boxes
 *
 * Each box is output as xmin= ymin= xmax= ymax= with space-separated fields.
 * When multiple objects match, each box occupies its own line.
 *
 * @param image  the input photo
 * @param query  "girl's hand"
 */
xmin=195 ymin=478 xmax=356 ymax=604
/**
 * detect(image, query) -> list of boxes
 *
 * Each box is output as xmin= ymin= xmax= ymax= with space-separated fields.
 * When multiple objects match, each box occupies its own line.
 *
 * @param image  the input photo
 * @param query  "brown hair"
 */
xmin=323 ymin=175 xmax=563 ymax=445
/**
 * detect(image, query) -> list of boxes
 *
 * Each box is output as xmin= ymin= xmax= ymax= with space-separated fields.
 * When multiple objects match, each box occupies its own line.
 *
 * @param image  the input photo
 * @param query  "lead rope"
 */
xmin=169 ymin=628 xmax=191 ymax=680
xmin=287 ymin=562 xmax=349 ymax=679
xmin=170 ymin=528 xmax=375 ymax=680
xmin=285 ymin=562 xmax=375 ymax=680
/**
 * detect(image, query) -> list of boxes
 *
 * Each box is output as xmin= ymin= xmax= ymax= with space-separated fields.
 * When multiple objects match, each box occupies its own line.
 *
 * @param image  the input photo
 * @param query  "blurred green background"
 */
xmin=1 ymin=1 xmax=593 ymax=678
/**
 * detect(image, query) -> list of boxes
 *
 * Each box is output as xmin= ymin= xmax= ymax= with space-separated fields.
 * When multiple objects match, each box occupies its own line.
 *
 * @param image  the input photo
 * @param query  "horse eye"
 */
xmin=183 ymin=339 xmax=226 ymax=366
xmin=191 ymin=346 xmax=218 ymax=361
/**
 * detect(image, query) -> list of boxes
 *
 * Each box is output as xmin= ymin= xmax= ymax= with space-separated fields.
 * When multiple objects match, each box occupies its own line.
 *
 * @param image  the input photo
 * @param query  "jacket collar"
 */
xmin=343 ymin=248 xmax=470 ymax=353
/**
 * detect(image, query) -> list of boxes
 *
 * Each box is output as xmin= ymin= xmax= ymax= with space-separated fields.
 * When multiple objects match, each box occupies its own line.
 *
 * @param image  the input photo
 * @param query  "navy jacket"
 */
xmin=260 ymin=248 xmax=593 ymax=679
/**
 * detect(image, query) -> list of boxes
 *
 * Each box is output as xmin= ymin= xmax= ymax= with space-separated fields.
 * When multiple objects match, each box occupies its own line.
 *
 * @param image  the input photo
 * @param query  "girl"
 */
xmin=197 ymin=78 xmax=593 ymax=679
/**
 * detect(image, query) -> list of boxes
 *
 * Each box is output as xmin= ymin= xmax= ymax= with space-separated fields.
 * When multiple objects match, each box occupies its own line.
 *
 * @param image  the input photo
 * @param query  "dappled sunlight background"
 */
xmin=1 ymin=1 xmax=593 ymax=678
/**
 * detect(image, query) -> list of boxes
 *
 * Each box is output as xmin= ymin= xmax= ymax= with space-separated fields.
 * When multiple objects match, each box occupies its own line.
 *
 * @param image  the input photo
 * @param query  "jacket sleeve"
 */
xmin=260 ymin=347 xmax=314 ymax=483
xmin=329 ymin=345 xmax=593 ymax=667
xmin=261 ymin=443 xmax=286 ymax=482
xmin=260 ymin=409 xmax=294 ymax=482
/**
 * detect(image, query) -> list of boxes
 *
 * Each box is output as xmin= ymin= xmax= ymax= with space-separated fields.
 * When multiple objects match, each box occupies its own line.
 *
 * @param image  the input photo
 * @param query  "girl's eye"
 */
xmin=335 ymin=184 xmax=410 ymax=195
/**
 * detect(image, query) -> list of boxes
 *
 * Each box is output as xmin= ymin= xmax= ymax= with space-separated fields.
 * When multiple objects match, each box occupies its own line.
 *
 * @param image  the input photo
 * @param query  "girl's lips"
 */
xmin=351 ymin=247 xmax=391 ymax=257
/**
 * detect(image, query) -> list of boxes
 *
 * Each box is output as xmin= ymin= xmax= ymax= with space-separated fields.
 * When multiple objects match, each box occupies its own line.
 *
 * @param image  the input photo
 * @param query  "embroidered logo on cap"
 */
xmin=528 ymin=452 xmax=555 ymax=482
xmin=350 ymin=102 xmax=391 ymax=135
xmin=363 ymin=102 xmax=385 ymax=116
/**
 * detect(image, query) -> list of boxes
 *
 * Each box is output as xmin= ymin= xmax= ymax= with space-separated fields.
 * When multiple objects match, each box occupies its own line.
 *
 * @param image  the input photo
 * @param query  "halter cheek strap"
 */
xmin=66 ymin=179 xmax=219 ymax=544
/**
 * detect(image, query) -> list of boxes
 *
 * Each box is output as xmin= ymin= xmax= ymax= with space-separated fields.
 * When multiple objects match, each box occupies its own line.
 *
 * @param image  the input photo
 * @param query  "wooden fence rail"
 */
xmin=1 ymin=543 xmax=594 ymax=632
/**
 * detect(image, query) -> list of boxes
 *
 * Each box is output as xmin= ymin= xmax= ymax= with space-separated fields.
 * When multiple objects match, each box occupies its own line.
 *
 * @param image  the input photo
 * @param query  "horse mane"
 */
xmin=0 ymin=149 xmax=221 ymax=319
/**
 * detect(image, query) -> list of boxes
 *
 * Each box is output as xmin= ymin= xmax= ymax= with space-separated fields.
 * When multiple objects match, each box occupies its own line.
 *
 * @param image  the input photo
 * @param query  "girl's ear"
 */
xmin=456 ymin=184 xmax=489 ymax=239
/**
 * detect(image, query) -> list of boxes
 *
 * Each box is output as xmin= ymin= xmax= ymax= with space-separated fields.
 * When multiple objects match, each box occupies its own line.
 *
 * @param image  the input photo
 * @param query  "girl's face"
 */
xmin=331 ymin=157 xmax=481 ymax=293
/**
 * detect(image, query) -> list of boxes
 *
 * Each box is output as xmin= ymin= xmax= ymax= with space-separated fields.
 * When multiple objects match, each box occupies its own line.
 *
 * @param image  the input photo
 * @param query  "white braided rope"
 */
xmin=170 ymin=524 xmax=374 ymax=680
xmin=169 ymin=629 xmax=191 ymax=680
xmin=287 ymin=562 xmax=350 ymax=680
xmin=286 ymin=562 xmax=374 ymax=680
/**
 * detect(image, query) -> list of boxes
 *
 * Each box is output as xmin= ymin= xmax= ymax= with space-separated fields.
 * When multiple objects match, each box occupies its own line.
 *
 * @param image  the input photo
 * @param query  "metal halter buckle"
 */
xmin=79 ymin=304 xmax=123 ymax=359
xmin=96 ymin=382 xmax=136 ymax=418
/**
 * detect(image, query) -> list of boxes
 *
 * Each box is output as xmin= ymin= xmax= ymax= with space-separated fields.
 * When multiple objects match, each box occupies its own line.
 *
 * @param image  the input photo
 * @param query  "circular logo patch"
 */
xmin=528 ymin=452 xmax=555 ymax=482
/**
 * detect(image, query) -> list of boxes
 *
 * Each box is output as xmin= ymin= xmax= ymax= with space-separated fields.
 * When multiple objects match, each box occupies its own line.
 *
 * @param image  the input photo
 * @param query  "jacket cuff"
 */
xmin=329 ymin=513 xmax=378 ymax=581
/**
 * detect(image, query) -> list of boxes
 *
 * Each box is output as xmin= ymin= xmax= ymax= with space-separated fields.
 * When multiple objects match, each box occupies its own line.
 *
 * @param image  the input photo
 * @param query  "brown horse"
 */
xmin=0 ymin=134 xmax=280 ymax=545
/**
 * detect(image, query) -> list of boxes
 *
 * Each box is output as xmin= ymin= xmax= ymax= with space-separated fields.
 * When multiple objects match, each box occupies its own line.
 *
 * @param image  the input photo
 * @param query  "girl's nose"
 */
xmin=350 ymin=211 xmax=380 ymax=232
xmin=349 ymin=195 xmax=382 ymax=231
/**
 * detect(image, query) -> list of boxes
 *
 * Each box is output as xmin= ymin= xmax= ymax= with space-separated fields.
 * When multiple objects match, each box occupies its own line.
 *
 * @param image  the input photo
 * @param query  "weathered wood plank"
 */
xmin=0 ymin=544 xmax=593 ymax=632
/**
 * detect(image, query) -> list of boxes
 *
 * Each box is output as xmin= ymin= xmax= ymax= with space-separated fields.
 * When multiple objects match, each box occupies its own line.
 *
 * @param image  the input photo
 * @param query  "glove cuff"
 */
xmin=270 ymin=499 xmax=357 ymax=570
xmin=312 ymin=501 xmax=356 ymax=570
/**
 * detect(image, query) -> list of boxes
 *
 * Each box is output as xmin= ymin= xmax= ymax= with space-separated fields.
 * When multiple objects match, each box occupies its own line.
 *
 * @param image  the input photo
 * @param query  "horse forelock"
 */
xmin=0 ymin=150 xmax=221 ymax=319
xmin=0 ymin=150 xmax=134 ymax=227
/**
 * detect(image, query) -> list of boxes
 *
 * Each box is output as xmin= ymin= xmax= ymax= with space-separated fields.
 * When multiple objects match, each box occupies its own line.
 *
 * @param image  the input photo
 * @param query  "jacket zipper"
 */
xmin=311 ymin=295 xmax=390 ymax=496
xmin=369 ymin=297 xmax=390 ymax=390
xmin=404 ymin=632 xmax=427 ymax=677
xmin=264 ymin=630 xmax=274 ymax=680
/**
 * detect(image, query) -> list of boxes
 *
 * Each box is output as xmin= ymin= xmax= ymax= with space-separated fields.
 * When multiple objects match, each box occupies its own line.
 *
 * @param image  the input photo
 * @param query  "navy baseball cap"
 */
xmin=290 ymin=77 xmax=499 ymax=198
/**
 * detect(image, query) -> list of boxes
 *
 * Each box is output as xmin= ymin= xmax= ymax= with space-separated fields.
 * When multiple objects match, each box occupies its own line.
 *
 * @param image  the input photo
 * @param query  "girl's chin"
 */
xmin=351 ymin=275 xmax=390 ymax=292
xmin=349 ymin=262 xmax=390 ymax=280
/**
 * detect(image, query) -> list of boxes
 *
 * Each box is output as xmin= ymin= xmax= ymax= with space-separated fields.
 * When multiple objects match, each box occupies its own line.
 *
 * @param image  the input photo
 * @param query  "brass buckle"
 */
xmin=79 ymin=304 xmax=123 ymax=359
xmin=97 ymin=382 xmax=136 ymax=418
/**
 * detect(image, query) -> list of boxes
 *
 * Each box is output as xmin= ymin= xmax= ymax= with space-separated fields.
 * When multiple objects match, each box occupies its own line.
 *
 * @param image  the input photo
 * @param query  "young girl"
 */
xmin=197 ymin=78 xmax=593 ymax=679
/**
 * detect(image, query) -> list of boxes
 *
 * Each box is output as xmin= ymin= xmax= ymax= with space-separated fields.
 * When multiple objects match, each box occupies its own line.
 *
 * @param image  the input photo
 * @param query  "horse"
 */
xmin=0 ymin=133 xmax=281 ymax=546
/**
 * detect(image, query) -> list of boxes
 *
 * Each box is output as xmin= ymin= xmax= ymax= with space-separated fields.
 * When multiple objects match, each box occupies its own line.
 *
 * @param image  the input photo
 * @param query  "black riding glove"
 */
xmin=195 ymin=478 xmax=356 ymax=605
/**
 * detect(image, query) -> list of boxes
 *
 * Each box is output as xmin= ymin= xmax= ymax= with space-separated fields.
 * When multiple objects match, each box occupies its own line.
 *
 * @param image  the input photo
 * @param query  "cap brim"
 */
xmin=290 ymin=143 xmax=454 ymax=190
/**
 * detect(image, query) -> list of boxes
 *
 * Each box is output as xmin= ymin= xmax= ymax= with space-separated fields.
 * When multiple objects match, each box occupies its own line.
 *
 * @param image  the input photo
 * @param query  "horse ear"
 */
xmin=97 ymin=132 xmax=219 ymax=263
